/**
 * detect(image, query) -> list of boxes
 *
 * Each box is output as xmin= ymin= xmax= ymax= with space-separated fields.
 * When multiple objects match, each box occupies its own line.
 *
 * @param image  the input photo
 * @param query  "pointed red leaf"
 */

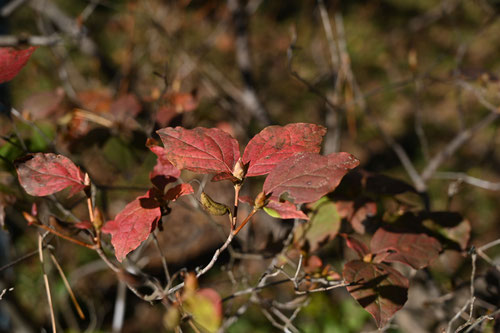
xmin=344 ymin=260 xmax=409 ymax=328
xmin=102 ymin=191 xmax=161 ymax=262
xmin=263 ymin=152 xmax=359 ymax=204
xmin=242 ymin=123 xmax=326 ymax=177
xmin=370 ymin=228 xmax=442 ymax=269
xmin=15 ymin=153 xmax=86 ymax=197
xmin=0 ymin=46 xmax=37 ymax=83
xmin=164 ymin=183 xmax=194 ymax=201
xmin=340 ymin=234 xmax=370 ymax=259
xmin=157 ymin=127 xmax=240 ymax=176
xmin=263 ymin=200 xmax=309 ymax=220
xmin=147 ymin=140 xmax=181 ymax=190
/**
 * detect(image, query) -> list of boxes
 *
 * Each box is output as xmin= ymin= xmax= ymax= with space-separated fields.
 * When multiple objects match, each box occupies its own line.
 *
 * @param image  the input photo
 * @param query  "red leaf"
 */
xmin=263 ymin=152 xmax=359 ymax=204
xmin=22 ymin=88 xmax=65 ymax=120
xmin=340 ymin=234 xmax=370 ymax=259
xmin=164 ymin=183 xmax=194 ymax=201
xmin=15 ymin=153 xmax=86 ymax=197
xmin=344 ymin=260 xmax=409 ymax=328
xmin=0 ymin=46 xmax=37 ymax=83
xmin=102 ymin=191 xmax=161 ymax=262
xmin=263 ymin=200 xmax=309 ymax=220
xmin=242 ymin=123 xmax=326 ymax=177
xmin=370 ymin=227 xmax=442 ymax=269
xmin=147 ymin=139 xmax=181 ymax=190
xmin=110 ymin=94 xmax=142 ymax=120
xmin=157 ymin=127 xmax=240 ymax=176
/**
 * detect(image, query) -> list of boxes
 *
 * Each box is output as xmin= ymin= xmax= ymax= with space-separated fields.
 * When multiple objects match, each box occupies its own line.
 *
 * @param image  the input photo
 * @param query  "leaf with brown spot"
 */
xmin=242 ymin=123 xmax=326 ymax=177
xmin=15 ymin=153 xmax=86 ymax=197
xmin=263 ymin=152 xmax=359 ymax=204
xmin=344 ymin=260 xmax=409 ymax=329
xmin=157 ymin=127 xmax=240 ymax=176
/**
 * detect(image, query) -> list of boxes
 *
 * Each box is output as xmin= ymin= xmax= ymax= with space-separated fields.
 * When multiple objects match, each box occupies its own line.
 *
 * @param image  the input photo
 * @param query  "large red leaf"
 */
xmin=263 ymin=152 xmax=359 ymax=204
xmin=344 ymin=260 xmax=409 ymax=328
xmin=15 ymin=153 xmax=86 ymax=197
xmin=263 ymin=200 xmax=309 ymax=220
xmin=102 ymin=191 xmax=161 ymax=262
xmin=242 ymin=123 xmax=326 ymax=177
xmin=370 ymin=227 xmax=442 ymax=269
xmin=0 ymin=46 xmax=37 ymax=83
xmin=157 ymin=127 xmax=240 ymax=176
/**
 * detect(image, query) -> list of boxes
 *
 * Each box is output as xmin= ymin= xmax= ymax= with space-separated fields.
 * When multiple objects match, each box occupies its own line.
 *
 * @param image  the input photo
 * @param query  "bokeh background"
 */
xmin=1 ymin=0 xmax=500 ymax=332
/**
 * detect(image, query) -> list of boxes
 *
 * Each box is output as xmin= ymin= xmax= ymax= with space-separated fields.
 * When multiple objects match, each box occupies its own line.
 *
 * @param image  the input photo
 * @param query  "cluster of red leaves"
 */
xmin=14 ymin=121 xmax=469 ymax=328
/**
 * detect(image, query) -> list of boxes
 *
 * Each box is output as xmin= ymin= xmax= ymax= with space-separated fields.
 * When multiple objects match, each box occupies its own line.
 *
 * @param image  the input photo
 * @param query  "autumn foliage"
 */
xmin=2 ymin=2 xmax=498 ymax=332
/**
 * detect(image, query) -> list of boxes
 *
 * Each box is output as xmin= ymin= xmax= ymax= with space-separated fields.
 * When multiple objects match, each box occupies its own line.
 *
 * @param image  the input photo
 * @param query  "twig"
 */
xmin=478 ymin=238 xmax=500 ymax=252
xmin=227 ymin=0 xmax=271 ymax=126
xmin=463 ymin=309 xmax=498 ymax=333
xmin=317 ymin=0 xmax=339 ymax=70
xmin=34 ymin=223 xmax=96 ymax=249
xmin=152 ymin=232 xmax=171 ymax=282
xmin=0 ymin=246 xmax=48 ymax=273
xmin=446 ymin=299 xmax=471 ymax=333
xmin=0 ymin=34 xmax=61 ymax=46
xmin=111 ymin=281 xmax=127 ymax=333
xmin=39 ymin=233 xmax=57 ymax=333
xmin=369 ymin=110 xmax=427 ymax=192
xmin=0 ymin=0 xmax=27 ymax=17
xmin=434 ymin=172 xmax=500 ymax=191
xmin=233 ymin=208 xmax=258 ymax=236
xmin=49 ymin=252 xmax=85 ymax=320
xmin=421 ymin=110 xmax=499 ymax=182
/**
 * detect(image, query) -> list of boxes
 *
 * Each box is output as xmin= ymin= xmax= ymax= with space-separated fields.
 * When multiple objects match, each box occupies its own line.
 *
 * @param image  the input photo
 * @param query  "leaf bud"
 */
xmin=92 ymin=207 xmax=104 ymax=231
xmin=254 ymin=191 xmax=270 ymax=210
xmin=200 ymin=192 xmax=229 ymax=216
xmin=232 ymin=158 xmax=248 ymax=181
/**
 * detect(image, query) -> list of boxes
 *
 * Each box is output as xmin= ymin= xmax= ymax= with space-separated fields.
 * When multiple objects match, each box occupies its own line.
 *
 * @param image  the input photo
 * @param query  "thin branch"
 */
xmin=0 ymin=246 xmax=47 ymax=273
xmin=421 ymin=111 xmax=499 ymax=182
xmin=111 ymin=281 xmax=127 ymax=333
xmin=152 ymin=232 xmax=171 ymax=282
xmin=49 ymin=252 xmax=85 ymax=320
xmin=39 ymin=233 xmax=57 ymax=333
xmin=0 ymin=34 xmax=61 ymax=46
xmin=0 ymin=0 xmax=28 ymax=17
xmin=434 ymin=172 xmax=500 ymax=191
xmin=227 ymin=0 xmax=271 ymax=126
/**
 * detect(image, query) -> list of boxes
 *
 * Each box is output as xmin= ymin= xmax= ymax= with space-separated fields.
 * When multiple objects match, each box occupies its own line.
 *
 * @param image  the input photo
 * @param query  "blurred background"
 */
xmin=0 ymin=0 xmax=500 ymax=332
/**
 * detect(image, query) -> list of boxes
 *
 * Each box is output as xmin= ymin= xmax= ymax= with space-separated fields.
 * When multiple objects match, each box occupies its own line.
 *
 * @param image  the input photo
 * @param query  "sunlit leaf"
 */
xmin=242 ymin=123 xmax=326 ymax=177
xmin=263 ymin=152 xmax=359 ymax=204
xmin=157 ymin=127 xmax=240 ymax=177
xmin=15 ymin=153 xmax=86 ymax=197
xmin=101 ymin=191 xmax=161 ymax=262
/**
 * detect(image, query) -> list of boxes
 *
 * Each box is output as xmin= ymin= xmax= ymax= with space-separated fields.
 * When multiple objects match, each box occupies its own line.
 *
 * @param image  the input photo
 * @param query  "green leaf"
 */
xmin=294 ymin=197 xmax=341 ymax=252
